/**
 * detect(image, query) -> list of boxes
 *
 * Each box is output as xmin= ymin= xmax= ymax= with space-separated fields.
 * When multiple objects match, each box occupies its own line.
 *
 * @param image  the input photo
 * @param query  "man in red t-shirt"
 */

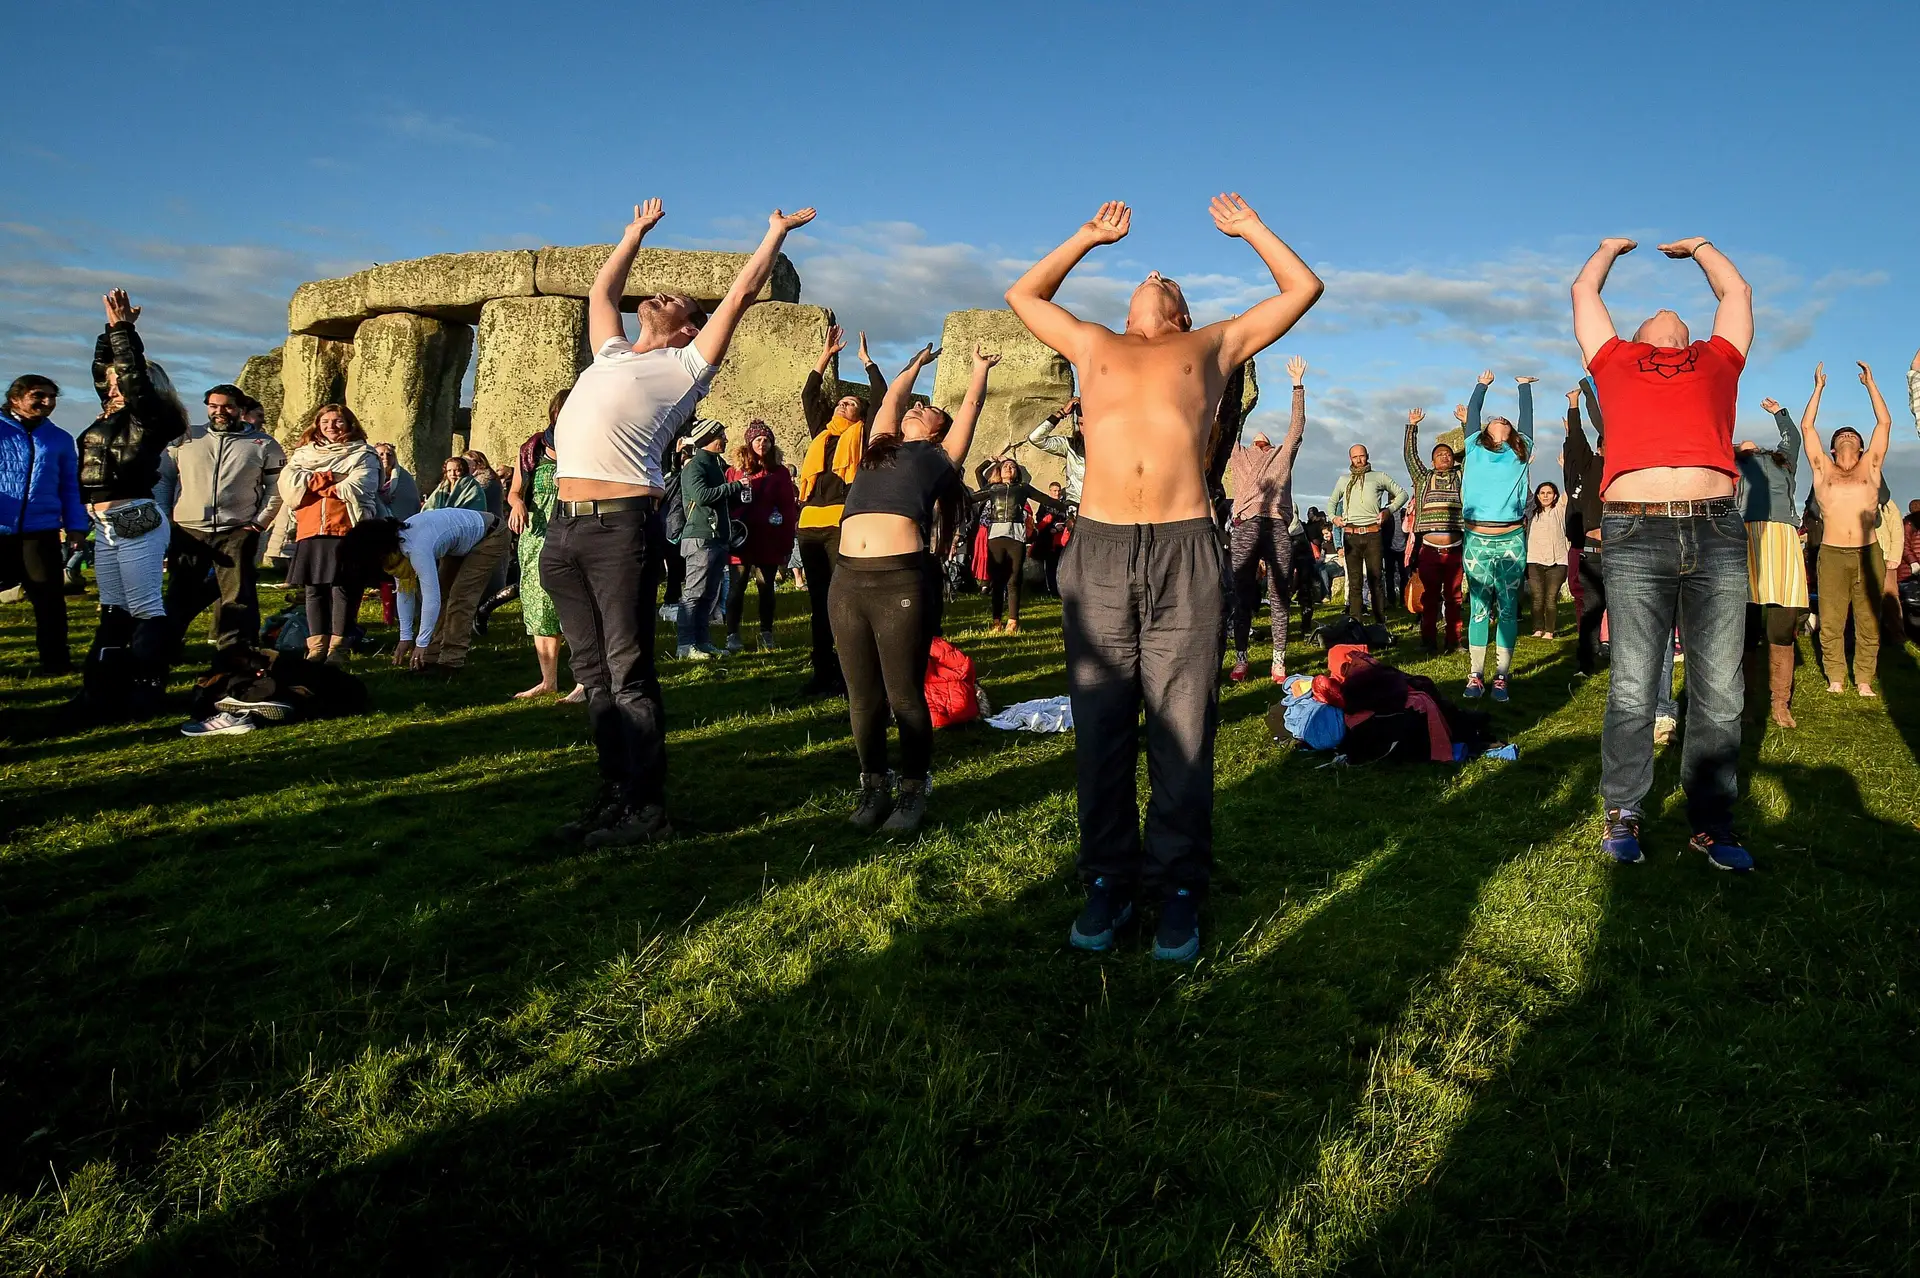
xmin=1570 ymin=235 xmax=1755 ymax=872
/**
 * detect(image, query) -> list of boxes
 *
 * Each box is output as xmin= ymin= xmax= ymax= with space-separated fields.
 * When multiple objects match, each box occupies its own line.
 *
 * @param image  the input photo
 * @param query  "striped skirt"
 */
xmin=1746 ymin=519 xmax=1808 ymax=608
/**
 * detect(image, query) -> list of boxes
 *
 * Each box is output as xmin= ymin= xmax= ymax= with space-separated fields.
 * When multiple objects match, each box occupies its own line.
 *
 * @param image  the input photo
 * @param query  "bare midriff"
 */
xmin=1600 ymin=465 xmax=1734 ymax=504
xmin=1465 ymin=520 xmax=1521 ymax=535
xmin=839 ymin=512 xmax=926 ymax=558
xmin=1073 ymin=328 xmax=1223 ymax=525
xmin=556 ymin=478 xmax=661 ymax=502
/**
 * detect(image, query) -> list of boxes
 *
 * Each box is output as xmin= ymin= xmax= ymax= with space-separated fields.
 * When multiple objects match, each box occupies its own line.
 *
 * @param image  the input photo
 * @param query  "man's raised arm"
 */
xmin=1571 ymin=239 xmax=1634 ymax=366
xmin=1658 ymin=238 xmax=1753 ymax=358
xmin=694 ymin=206 xmax=817 ymax=368
xmin=1859 ymin=361 xmax=1894 ymax=469
xmin=1005 ymin=202 xmax=1128 ymax=362
xmin=1206 ymin=194 xmax=1324 ymax=371
xmin=589 ymin=200 xmax=664 ymax=351
xmin=1801 ymin=363 xmax=1830 ymax=477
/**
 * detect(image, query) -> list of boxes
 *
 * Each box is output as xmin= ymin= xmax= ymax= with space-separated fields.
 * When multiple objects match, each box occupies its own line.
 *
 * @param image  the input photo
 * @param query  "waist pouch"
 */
xmin=99 ymin=502 xmax=163 ymax=539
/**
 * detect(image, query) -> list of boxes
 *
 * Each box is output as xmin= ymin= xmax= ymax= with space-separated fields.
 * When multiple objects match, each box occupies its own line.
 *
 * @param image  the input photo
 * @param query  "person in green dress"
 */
xmin=507 ymin=390 xmax=583 ymax=700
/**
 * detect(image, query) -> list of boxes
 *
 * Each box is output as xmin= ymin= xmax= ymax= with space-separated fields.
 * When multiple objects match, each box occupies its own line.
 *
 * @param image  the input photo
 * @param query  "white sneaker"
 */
xmin=181 ymin=711 xmax=258 ymax=737
xmin=215 ymin=695 xmax=293 ymax=722
xmin=676 ymin=644 xmax=713 ymax=662
xmin=1653 ymin=715 xmax=1677 ymax=745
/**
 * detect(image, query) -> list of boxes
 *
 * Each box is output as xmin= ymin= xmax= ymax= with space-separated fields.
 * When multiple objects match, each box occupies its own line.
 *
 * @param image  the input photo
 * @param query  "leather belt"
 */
xmin=1602 ymin=497 xmax=1736 ymax=518
xmin=557 ymin=496 xmax=658 ymax=517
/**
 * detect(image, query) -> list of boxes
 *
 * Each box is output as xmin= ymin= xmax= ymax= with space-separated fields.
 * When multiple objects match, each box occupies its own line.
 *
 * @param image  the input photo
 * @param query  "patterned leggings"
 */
xmin=1229 ymin=515 xmax=1294 ymax=655
xmin=1463 ymin=527 xmax=1526 ymax=649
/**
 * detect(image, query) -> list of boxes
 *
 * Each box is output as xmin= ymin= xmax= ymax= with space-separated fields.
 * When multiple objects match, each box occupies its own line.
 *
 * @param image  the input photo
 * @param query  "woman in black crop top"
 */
xmin=830 ymin=341 xmax=996 ymax=836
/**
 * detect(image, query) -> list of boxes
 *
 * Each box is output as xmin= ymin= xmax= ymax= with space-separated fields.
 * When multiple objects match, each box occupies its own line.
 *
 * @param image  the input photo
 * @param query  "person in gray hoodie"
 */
xmin=156 ymin=383 xmax=286 ymax=651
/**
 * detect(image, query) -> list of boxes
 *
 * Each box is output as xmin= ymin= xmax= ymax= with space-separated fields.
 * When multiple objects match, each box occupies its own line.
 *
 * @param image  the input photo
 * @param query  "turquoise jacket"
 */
xmin=1460 ymin=380 xmax=1534 ymax=525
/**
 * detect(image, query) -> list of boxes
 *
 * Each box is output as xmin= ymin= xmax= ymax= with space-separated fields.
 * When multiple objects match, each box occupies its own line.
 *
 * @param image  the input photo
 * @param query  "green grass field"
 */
xmin=2 ymin=580 xmax=1917 ymax=1276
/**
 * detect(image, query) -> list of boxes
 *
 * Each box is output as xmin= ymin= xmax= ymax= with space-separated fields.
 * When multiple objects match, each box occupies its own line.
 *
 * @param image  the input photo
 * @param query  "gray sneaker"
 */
xmin=880 ymin=776 xmax=928 ymax=835
xmin=584 ymin=803 xmax=673 ymax=850
xmin=758 ymin=629 xmax=777 ymax=651
xmin=725 ymin=633 xmax=744 ymax=654
xmin=676 ymin=644 xmax=714 ymax=662
xmin=180 ymin=710 xmax=258 ymax=737
xmin=849 ymin=773 xmax=893 ymax=831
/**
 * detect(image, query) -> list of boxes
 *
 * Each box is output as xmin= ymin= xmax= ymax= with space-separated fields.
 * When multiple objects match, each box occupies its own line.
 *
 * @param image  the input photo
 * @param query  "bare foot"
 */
xmin=1827 ymin=681 xmax=1844 ymax=694
xmin=561 ymin=685 xmax=586 ymax=703
xmin=1857 ymin=683 xmax=1878 ymax=698
xmin=514 ymin=682 xmax=558 ymax=699
xmin=1771 ymin=705 xmax=1796 ymax=728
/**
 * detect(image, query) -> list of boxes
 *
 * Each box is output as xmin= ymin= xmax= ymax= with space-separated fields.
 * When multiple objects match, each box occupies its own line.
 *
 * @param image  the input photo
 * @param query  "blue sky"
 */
xmin=6 ymin=0 xmax=1919 ymax=500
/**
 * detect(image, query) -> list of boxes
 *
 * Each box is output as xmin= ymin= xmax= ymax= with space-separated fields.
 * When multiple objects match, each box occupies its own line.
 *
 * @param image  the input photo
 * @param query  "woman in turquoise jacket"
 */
xmin=1459 ymin=371 xmax=1535 ymax=702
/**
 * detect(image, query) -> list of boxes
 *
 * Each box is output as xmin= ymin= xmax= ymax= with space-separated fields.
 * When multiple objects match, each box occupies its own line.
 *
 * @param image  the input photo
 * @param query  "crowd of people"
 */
xmin=6 ymin=201 xmax=1920 ymax=960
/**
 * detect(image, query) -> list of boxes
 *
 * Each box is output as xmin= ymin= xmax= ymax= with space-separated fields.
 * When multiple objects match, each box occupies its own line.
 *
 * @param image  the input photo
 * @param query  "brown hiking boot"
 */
xmin=1768 ymin=643 xmax=1796 ymax=728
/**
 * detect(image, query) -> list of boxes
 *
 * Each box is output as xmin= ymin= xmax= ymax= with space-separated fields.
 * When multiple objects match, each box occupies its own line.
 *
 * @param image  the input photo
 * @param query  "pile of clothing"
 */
xmin=179 ymin=646 xmax=370 ymax=737
xmin=1271 ymin=643 xmax=1502 ymax=764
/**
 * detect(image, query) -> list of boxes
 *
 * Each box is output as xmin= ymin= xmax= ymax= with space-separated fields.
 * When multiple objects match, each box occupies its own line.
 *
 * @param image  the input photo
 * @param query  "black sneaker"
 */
xmin=1152 ymin=888 xmax=1201 ymax=962
xmin=557 ymin=783 xmax=624 ymax=841
xmin=584 ymin=803 xmax=673 ymax=850
xmin=1069 ymin=877 xmax=1134 ymax=952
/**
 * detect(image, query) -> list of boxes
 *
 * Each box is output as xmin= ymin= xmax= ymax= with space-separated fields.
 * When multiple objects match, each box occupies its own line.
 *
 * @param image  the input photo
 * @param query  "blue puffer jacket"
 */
xmin=0 ymin=411 xmax=87 ymax=536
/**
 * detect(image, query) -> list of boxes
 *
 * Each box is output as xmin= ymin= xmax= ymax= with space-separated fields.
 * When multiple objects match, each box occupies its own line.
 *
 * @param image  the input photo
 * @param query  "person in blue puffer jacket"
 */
xmin=1 ymin=373 xmax=88 ymax=672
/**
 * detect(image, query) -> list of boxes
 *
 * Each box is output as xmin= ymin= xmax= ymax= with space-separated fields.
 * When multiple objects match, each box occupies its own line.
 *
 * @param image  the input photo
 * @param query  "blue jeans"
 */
xmin=1657 ymin=638 xmax=1679 ymax=722
xmin=677 ymin=538 xmax=727 ymax=649
xmin=1599 ymin=509 xmax=1747 ymax=834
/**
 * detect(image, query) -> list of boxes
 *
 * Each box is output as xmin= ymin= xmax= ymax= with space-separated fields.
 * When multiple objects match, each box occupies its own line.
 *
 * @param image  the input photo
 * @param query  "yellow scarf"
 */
xmin=797 ymin=414 xmax=865 ymax=527
xmin=384 ymin=550 xmax=417 ymax=592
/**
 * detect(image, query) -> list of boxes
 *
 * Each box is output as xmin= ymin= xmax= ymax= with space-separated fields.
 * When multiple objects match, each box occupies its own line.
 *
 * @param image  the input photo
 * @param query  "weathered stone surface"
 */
xmin=468 ymin=296 xmax=588 ymax=463
xmin=236 ymin=346 xmax=284 ymax=438
xmin=533 ymin=246 xmax=800 ymax=307
xmin=344 ymin=313 xmax=468 ymax=475
xmin=1437 ymin=426 xmax=1466 ymax=457
xmin=931 ymin=309 xmax=1075 ymax=487
xmin=364 ymin=250 xmax=537 ymax=323
xmin=278 ymin=334 xmax=354 ymax=447
xmin=289 ymin=272 xmax=371 ymax=339
xmin=699 ymin=303 xmax=833 ymax=465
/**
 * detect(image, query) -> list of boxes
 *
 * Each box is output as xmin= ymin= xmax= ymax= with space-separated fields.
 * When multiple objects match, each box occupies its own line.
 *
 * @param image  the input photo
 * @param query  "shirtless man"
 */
xmin=1571 ymin=235 xmax=1754 ymax=871
xmin=543 ymin=197 xmax=814 ymax=849
xmin=1803 ymin=361 xmax=1893 ymax=696
xmin=1006 ymin=195 xmax=1322 ymax=961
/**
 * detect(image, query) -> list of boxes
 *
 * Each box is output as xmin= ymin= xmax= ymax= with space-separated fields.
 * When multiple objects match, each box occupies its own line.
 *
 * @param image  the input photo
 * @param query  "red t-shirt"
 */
xmin=1588 ymin=334 xmax=1745 ymax=496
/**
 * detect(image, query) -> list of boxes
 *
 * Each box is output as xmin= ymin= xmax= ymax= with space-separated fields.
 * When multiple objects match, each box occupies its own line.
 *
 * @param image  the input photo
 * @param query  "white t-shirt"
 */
xmin=394 ymin=507 xmax=491 ymax=648
xmin=554 ymin=337 xmax=717 ymax=490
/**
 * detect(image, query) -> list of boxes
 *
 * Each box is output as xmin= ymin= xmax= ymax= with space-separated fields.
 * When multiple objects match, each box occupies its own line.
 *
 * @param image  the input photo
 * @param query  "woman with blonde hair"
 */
xmin=279 ymin=403 xmax=382 ymax=665
xmin=725 ymin=420 xmax=799 ymax=652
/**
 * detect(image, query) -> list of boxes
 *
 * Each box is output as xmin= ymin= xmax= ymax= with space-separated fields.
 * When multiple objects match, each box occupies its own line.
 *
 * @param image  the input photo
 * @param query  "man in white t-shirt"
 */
xmin=543 ymin=197 xmax=816 ymax=849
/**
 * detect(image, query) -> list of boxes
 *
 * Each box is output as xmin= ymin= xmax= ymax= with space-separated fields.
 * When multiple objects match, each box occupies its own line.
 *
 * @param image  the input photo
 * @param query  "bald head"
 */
xmin=1632 ymin=309 xmax=1691 ymax=349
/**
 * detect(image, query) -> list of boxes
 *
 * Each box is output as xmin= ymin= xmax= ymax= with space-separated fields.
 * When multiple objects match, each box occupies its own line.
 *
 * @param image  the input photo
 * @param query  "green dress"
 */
xmin=519 ymin=461 xmax=561 ymax=637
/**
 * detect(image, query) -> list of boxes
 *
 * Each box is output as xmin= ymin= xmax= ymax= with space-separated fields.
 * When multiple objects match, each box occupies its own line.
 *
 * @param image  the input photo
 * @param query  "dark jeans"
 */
xmin=1416 ymin=541 xmax=1463 ymax=648
xmin=798 ymin=525 xmax=841 ymax=683
xmin=827 ymin=551 xmax=939 ymax=778
xmin=1527 ymin=562 xmax=1567 ymax=634
xmin=1599 ymin=509 xmax=1747 ymax=834
xmin=1381 ymin=541 xmax=1405 ymax=605
xmin=1576 ymin=539 xmax=1608 ymax=674
xmin=986 ymin=536 xmax=1027 ymax=622
xmin=1 ymin=529 xmax=70 ymax=669
xmin=726 ymin=562 xmax=778 ymax=637
xmin=541 ymin=507 xmax=668 ymax=808
xmin=166 ymin=526 xmax=262 ymax=651
xmin=676 ymin=538 xmax=726 ymax=650
xmin=1342 ymin=529 xmax=1385 ymax=622
xmin=1061 ymin=517 xmax=1226 ymax=895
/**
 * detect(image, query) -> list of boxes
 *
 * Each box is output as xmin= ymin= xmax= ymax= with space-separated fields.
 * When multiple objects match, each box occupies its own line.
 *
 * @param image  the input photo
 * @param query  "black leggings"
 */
xmin=305 ymin=584 xmax=363 ymax=638
xmin=799 ymin=526 xmax=839 ymax=680
xmin=827 ymin=551 xmax=938 ymax=779
xmin=987 ymin=537 xmax=1027 ymax=622
xmin=1748 ymin=602 xmax=1805 ymax=647
xmin=725 ymin=562 xmax=778 ymax=636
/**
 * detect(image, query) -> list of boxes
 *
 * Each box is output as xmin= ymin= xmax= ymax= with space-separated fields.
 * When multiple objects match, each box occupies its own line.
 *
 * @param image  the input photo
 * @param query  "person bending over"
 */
xmin=1524 ymin=482 xmax=1569 ymax=639
xmin=1404 ymin=407 xmax=1464 ymax=651
xmin=1572 ymin=235 xmax=1754 ymax=871
xmin=544 ymin=197 xmax=813 ymax=849
xmin=832 ymin=343 xmax=993 ymax=834
xmin=970 ymin=454 xmax=1066 ymax=632
xmin=1007 ymin=195 xmax=1323 ymax=962
xmin=1803 ymin=361 xmax=1892 ymax=696
xmin=1227 ymin=355 xmax=1307 ymax=683
xmin=341 ymin=507 xmax=510 ymax=674
xmin=1458 ymin=371 xmax=1536 ymax=701
xmin=1329 ymin=444 xmax=1407 ymax=625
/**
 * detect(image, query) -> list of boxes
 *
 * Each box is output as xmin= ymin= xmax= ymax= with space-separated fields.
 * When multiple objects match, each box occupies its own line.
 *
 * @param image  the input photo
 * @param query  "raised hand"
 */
xmin=823 ymin=324 xmax=847 ymax=358
xmin=911 ymin=342 xmax=941 ymax=367
xmin=1081 ymin=201 xmax=1131 ymax=245
xmin=628 ymin=198 xmax=664 ymax=236
xmin=1760 ymin=397 xmax=1782 ymax=414
xmin=1453 ymin=403 xmax=1468 ymax=424
xmin=770 ymin=207 xmax=817 ymax=233
xmin=1598 ymin=237 xmax=1638 ymax=257
xmin=1208 ymin=192 xmax=1264 ymax=239
xmin=1857 ymin=360 xmax=1876 ymax=387
xmin=1657 ymin=237 xmax=1710 ymax=259
xmin=1287 ymin=354 xmax=1308 ymax=384
xmin=973 ymin=341 xmax=1001 ymax=370
xmin=1814 ymin=362 xmax=1827 ymax=389
xmin=103 ymin=288 xmax=140 ymax=325
xmin=1515 ymin=375 xmax=1539 ymax=385
xmin=858 ymin=331 xmax=871 ymax=365
xmin=1566 ymin=388 xmax=1582 ymax=407
xmin=1407 ymin=407 xmax=1425 ymax=426
xmin=1911 ymin=347 xmax=1920 ymax=372
xmin=1477 ymin=370 xmax=1495 ymax=386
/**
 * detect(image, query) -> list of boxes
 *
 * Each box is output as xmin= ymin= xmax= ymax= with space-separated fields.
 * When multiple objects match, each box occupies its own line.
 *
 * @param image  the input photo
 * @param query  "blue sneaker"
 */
xmin=1491 ymin=674 xmax=1510 ymax=703
xmin=1602 ymin=809 xmax=1644 ymax=864
xmin=1689 ymin=830 xmax=1754 ymax=872
xmin=1462 ymin=674 xmax=1486 ymax=699
xmin=1152 ymin=888 xmax=1201 ymax=962
xmin=1069 ymin=877 xmax=1134 ymax=952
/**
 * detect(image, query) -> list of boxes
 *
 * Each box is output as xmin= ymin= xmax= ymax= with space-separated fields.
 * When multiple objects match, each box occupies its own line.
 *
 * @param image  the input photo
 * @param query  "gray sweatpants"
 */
xmin=1059 ymin=516 xmax=1227 ymax=895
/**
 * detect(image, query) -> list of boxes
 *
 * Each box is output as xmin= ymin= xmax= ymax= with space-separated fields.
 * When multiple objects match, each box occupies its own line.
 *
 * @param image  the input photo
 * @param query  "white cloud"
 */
xmin=381 ymin=109 xmax=494 ymax=149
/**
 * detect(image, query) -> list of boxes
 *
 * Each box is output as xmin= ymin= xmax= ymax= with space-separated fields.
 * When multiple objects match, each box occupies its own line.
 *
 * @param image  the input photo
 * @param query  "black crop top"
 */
xmin=840 ymin=440 xmax=958 ymax=534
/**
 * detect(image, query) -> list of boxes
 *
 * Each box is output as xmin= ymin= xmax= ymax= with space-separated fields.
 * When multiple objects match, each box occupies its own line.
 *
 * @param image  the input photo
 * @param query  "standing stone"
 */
xmin=701 ymin=303 xmax=834 ymax=466
xmin=235 ymin=346 xmax=285 ymax=438
xmin=344 ymin=313 xmax=466 ymax=475
xmin=468 ymin=296 xmax=588 ymax=464
xmin=931 ymin=309 xmax=1075 ymax=488
xmin=278 ymin=334 xmax=355 ymax=447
